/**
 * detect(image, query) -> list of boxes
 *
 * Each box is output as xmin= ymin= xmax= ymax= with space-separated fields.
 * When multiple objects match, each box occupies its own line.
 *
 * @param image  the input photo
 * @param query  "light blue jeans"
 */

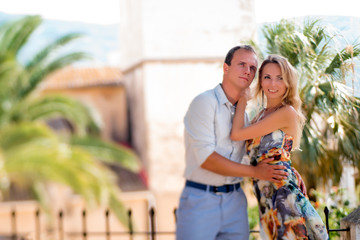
xmin=176 ymin=184 xmax=249 ymax=240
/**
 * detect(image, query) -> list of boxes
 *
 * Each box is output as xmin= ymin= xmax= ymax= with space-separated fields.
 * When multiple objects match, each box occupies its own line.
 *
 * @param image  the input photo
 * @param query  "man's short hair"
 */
xmin=224 ymin=45 xmax=256 ymax=66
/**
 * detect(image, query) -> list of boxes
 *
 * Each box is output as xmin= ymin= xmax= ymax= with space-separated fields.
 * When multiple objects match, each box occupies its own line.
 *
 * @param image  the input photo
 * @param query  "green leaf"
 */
xmin=256 ymin=17 xmax=360 ymax=185
xmin=70 ymin=136 xmax=140 ymax=172
xmin=0 ymin=16 xmax=138 ymax=227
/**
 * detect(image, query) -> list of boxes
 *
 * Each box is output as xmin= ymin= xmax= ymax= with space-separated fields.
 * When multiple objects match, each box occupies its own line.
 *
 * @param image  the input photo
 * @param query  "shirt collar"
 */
xmin=215 ymin=84 xmax=233 ymax=107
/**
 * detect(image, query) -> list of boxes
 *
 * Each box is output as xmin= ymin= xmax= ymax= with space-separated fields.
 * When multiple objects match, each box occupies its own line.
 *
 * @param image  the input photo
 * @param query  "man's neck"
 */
xmin=220 ymin=83 xmax=243 ymax=105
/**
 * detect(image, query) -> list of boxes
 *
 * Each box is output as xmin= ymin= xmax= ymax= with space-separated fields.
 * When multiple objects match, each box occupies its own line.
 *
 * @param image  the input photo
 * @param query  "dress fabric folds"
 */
xmin=246 ymin=129 xmax=329 ymax=240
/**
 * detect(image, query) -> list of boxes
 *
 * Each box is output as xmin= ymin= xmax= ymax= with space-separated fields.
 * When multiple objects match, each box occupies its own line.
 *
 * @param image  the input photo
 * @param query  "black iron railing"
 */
xmin=324 ymin=206 xmax=350 ymax=235
xmin=0 ymin=206 xmax=350 ymax=240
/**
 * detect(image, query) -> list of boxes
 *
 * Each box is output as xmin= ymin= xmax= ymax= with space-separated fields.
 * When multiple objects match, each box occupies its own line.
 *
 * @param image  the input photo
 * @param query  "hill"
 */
xmin=0 ymin=12 xmax=119 ymax=66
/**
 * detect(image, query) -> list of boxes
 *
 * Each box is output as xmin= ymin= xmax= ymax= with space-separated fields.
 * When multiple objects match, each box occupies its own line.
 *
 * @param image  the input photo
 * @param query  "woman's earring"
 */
xmin=261 ymin=90 xmax=265 ymax=109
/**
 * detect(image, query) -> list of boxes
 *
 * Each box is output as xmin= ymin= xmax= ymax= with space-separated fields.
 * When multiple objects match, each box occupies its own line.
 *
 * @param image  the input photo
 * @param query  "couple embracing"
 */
xmin=176 ymin=45 xmax=329 ymax=240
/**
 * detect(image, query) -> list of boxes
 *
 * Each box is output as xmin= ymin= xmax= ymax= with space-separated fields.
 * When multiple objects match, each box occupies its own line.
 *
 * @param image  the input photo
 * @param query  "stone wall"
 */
xmin=120 ymin=0 xmax=256 ymax=193
xmin=119 ymin=0 xmax=257 ymax=234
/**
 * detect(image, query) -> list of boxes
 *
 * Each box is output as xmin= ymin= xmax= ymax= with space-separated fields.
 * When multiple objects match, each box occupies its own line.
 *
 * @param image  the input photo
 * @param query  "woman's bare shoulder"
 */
xmin=279 ymin=105 xmax=297 ymax=116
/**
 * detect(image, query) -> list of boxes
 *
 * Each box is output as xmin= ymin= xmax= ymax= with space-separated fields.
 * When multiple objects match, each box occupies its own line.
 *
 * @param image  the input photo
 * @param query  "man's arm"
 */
xmin=185 ymin=90 xmax=287 ymax=182
xmin=201 ymin=152 xmax=288 ymax=183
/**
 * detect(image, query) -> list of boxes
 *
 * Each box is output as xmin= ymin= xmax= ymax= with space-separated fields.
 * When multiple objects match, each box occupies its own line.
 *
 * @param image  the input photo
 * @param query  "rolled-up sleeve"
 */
xmin=184 ymin=93 xmax=216 ymax=166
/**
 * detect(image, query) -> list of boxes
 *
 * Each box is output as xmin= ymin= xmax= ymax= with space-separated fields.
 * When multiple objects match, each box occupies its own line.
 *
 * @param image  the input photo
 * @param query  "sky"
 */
xmin=0 ymin=0 xmax=121 ymax=25
xmin=0 ymin=0 xmax=358 ymax=25
xmin=254 ymin=0 xmax=359 ymax=23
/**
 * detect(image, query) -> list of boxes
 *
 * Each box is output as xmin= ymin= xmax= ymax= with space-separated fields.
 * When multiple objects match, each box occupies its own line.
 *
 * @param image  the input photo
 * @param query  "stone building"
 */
xmin=40 ymin=66 xmax=147 ymax=191
xmin=119 ymin=0 xmax=257 ymax=234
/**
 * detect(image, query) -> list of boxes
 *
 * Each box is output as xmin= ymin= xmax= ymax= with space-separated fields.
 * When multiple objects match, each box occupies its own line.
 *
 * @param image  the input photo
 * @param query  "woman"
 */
xmin=230 ymin=55 xmax=328 ymax=240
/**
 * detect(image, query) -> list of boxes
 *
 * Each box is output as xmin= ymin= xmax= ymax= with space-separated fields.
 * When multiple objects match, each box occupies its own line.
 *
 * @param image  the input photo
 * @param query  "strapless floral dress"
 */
xmin=246 ymin=129 xmax=329 ymax=240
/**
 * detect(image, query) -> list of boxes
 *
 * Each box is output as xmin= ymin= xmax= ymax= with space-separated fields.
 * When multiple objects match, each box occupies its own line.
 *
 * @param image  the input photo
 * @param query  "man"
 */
xmin=176 ymin=45 xmax=288 ymax=240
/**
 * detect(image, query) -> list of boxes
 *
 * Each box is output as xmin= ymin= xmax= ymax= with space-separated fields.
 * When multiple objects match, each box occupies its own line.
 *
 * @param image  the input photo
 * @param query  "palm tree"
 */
xmin=251 ymin=18 xmax=360 ymax=188
xmin=0 ymin=15 xmax=140 ymax=225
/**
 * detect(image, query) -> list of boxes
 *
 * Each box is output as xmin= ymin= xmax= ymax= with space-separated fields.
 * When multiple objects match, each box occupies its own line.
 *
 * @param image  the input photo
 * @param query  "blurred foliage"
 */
xmin=0 ymin=15 xmax=140 ymax=226
xmin=311 ymin=187 xmax=356 ymax=239
xmin=248 ymin=204 xmax=260 ymax=240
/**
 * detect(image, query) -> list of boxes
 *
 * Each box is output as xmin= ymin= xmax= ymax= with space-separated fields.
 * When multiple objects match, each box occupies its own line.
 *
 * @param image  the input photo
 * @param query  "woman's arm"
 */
xmin=230 ymin=104 xmax=297 ymax=141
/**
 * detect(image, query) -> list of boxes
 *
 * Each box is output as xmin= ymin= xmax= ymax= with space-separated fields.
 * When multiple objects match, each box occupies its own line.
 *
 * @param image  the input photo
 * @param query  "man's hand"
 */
xmin=254 ymin=158 xmax=288 ymax=183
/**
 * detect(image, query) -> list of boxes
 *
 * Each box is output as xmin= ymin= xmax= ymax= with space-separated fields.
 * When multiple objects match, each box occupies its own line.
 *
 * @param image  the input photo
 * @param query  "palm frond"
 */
xmin=0 ymin=16 xmax=138 ymax=226
xmin=0 ymin=122 xmax=56 ymax=150
xmin=70 ymin=136 xmax=140 ymax=172
xmin=18 ymin=52 xmax=90 ymax=99
xmin=26 ymin=33 xmax=86 ymax=70
xmin=12 ymin=95 xmax=100 ymax=135
xmin=325 ymin=43 xmax=360 ymax=74
xmin=2 ymin=130 xmax=130 ymax=225
xmin=0 ymin=16 xmax=41 ymax=58
xmin=258 ymin=17 xmax=360 ymax=184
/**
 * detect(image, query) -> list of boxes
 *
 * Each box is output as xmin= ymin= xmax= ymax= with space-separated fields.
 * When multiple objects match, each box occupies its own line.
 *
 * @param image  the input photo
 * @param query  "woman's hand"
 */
xmin=237 ymin=87 xmax=251 ymax=106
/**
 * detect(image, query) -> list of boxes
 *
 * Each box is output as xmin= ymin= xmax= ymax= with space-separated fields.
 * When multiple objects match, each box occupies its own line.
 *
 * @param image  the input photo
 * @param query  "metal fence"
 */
xmin=0 ymin=206 xmax=350 ymax=240
xmin=324 ymin=206 xmax=350 ymax=235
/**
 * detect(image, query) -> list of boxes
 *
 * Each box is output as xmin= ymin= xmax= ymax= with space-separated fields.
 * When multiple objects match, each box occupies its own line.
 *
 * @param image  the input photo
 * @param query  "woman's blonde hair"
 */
xmin=254 ymin=54 xmax=305 ymax=149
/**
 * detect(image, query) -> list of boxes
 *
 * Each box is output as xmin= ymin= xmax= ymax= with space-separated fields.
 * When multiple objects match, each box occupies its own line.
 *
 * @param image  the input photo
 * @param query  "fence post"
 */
xmin=173 ymin=208 xmax=177 ymax=224
xmin=35 ymin=209 xmax=40 ymax=240
xmin=340 ymin=207 xmax=360 ymax=240
xmin=127 ymin=209 xmax=133 ymax=240
xmin=11 ymin=209 xmax=16 ymax=240
xmin=105 ymin=209 xmax=110 ymax=240
xmin=324 ymin=206 xmax=330 ymax=235
xmin=58 ymin=211 xmax=64 ymax=240
xmin=149 ymin=207 xmax=156 ymax=240
xmin=82 ymin=209 xmax=87 ymax=240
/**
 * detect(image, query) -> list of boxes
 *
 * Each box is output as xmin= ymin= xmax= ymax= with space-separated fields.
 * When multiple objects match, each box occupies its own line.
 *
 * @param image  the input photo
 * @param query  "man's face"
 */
xmin=223 ymin=49 xmax=258 ymax=90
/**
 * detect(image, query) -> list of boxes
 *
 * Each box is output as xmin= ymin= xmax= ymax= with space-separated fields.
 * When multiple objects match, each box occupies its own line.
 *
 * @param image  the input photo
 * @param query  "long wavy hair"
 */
xmin=254 ymin=54 xmax=305 ymax=149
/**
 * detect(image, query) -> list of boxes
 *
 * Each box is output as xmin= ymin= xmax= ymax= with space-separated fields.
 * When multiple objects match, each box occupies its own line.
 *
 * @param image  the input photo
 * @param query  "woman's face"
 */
xmin=260 ymin=63 xmax=287 ymax=101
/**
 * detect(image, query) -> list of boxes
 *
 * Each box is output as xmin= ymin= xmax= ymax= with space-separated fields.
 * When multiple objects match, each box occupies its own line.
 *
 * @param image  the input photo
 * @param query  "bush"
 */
xmin=310 ymin=187 xmax=356 ymax=239
xmin=248 ymin=205 xmax=260 ymax=240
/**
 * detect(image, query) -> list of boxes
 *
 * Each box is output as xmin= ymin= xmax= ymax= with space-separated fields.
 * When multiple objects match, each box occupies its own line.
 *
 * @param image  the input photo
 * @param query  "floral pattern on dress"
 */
xmin=246 ymin=129 xmax=328 ymax=240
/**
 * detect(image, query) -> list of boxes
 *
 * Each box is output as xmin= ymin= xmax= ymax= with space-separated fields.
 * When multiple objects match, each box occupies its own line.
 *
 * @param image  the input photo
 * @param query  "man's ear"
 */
xmin=223 ymin=63 xmax=229 ymax=73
